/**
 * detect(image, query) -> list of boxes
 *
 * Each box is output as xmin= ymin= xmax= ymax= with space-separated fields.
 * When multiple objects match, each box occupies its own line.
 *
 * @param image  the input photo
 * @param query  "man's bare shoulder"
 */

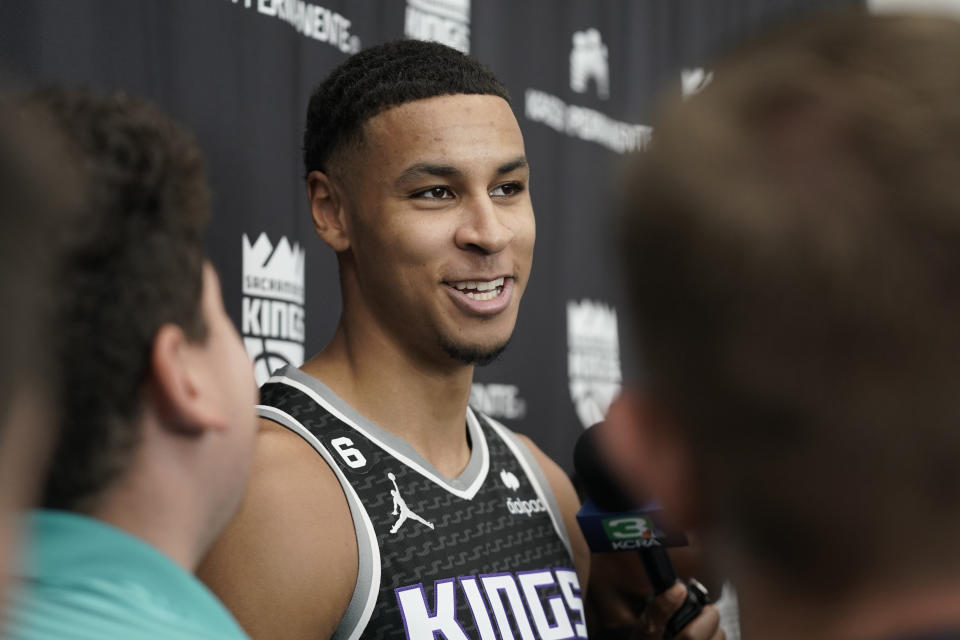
xmin=198 ymin=417 xmax=357 ymax=640
xmin=512 ymin=432 xmax=591 ymax=590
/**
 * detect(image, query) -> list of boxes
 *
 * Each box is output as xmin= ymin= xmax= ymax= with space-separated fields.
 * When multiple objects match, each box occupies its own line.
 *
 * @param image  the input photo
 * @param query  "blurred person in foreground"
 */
xmin=3 ymin=89 xmax=258 ymax=639
xmin=607 ymin=12 xmax=960 ymax=640
xmin=0 ymin=98 xmax=76 ymax=623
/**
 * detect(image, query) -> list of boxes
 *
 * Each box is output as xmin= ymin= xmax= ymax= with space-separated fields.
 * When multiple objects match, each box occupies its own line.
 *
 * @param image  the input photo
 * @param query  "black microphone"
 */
xmin=574 ymin=422 xmax=709 ymax=639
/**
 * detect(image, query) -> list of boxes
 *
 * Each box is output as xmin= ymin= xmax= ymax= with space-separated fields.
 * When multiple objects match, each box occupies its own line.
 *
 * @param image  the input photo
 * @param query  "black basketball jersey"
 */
xmin=257 ymin=366 xmax=586 ymax=640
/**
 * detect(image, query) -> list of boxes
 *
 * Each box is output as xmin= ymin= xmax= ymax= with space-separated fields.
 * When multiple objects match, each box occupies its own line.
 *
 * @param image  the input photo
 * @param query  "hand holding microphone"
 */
xmin=574 ymin=422 xmax=722 ymax=640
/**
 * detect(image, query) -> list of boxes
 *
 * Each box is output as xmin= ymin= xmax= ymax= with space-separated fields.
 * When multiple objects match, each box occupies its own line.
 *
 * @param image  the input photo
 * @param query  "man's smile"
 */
xmin=448 ymin=276 xmax=505 ymax=300
xmin=443 ymin=276 xmax=514 ymax=313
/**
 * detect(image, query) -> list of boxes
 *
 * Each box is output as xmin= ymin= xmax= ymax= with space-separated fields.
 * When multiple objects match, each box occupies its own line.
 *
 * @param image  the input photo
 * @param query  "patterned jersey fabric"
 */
xmin=257 ymin=366 xmax=586 ymax=640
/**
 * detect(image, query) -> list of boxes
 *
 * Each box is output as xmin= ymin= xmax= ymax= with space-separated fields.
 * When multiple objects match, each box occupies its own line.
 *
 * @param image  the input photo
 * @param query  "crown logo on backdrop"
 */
xmin=566 ymin=299 xmax=619 ymax=344
xmin=567 ymin=299 xmax=622 ymax=428
xmin=242 ymin=232 xmax=305 ymax=304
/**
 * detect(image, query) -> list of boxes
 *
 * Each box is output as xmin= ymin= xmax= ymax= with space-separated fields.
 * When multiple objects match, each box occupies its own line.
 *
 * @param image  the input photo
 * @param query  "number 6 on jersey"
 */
xmin=331 ymin=436 xmax=367 ymax=469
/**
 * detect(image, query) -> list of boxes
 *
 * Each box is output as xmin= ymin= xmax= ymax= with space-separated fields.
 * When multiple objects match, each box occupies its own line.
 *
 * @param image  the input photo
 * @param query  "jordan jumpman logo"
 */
xmin=388 ymin=472 xmax=434 ymax=534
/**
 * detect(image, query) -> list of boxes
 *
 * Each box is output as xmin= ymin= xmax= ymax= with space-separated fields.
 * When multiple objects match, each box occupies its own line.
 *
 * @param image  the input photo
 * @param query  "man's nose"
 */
xmin=454 ymin=195 xmax=514 ymax=254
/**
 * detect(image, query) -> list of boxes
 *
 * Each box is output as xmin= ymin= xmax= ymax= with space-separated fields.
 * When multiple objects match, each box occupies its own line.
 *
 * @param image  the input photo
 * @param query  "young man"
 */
xmin=200 ymin=41 xmax=722 ymax=640
xmin=4 ymin=89 xmax=258 ymax=639
xmin=607 ymin=12 xmax=960 ymax=640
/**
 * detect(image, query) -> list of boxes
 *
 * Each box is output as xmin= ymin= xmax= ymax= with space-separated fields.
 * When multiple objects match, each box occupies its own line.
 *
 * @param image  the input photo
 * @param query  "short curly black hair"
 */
xmin=27 ymin=88 xmax=211 ymax=511
xmin=303 ymin=39 xmax=511 ymax=176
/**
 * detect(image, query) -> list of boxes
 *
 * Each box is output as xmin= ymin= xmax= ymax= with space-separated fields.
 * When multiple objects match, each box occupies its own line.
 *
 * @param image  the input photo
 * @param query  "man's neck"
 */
xmin=302 ymin=322 xmax=475 ymax=478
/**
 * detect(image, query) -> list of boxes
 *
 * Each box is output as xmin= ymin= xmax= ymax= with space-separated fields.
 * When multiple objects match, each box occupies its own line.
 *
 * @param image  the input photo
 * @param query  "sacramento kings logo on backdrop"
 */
xmin=242 ymin=232 xmax=306 ymax=385
xmin=404 ymin=0 xmax=471 ymax=54
xmin=567 ymin=299 xmax=622 ymax=428
xmin=526 ymin=27 xmax=650 ymax=154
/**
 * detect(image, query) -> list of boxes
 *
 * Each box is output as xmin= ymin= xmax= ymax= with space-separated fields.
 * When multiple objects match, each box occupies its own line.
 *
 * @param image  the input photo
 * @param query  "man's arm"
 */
xmin=197 ymin=419 xmax=357 ymax=640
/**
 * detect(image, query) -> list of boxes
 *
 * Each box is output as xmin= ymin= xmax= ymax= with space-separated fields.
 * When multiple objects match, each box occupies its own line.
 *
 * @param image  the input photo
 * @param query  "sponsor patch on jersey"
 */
xmin=499 ymin=469 xmax=520 ymax=491
xmin=505 ymin=496 xmax=547 ymax=517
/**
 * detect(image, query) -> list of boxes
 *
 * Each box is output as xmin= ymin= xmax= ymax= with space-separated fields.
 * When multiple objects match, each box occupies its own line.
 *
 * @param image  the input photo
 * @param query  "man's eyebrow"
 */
xmin=394 ymin=156 xmax=529 ymax=187
xmin=395 ymin=163 xmax=462 ymax=186
xmin=497 ymin=156 xmax=528 ymax=175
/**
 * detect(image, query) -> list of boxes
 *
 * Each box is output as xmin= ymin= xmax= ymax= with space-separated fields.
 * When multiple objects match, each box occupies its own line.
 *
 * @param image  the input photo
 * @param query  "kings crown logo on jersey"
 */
xmin=405 ymin=0 xmax=471 ymax=54
xmin=567 ymin=299 xmax=622 ymax=429
xmin=242 ymin=232 xmax=306 ymax=385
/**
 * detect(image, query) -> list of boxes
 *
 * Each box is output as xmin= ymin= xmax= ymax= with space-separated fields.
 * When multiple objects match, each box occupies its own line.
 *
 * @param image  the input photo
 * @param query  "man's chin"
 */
xmin=440 ymin=337 xmax=510 ymax=367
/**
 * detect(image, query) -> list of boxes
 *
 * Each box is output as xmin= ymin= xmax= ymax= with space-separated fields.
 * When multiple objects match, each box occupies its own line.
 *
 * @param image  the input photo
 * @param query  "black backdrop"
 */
xmin=0 ymin=0 xmax=860 ymax=471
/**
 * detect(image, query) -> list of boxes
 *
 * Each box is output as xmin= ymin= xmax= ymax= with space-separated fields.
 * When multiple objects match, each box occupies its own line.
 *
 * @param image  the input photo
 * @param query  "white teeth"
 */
xmin=452 ymin=277 xmax=505 ymax=292
xmin=464 ymin=289 xmax=502 ymax=301
xmin=477 ymin=277 xmax=505 ymax=291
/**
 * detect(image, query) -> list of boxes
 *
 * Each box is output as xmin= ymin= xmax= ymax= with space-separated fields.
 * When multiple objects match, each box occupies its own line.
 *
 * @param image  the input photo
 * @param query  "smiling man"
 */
xmin=199 ymin=40 xmax=721 ymax=640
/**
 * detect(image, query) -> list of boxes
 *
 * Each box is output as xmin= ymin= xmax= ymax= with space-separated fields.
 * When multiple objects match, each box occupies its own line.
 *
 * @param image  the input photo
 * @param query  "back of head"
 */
xmin=620 ymin=13 xmax=960 ymax=593
xmin=303 ymin=39 xmax=510 ymax=177
xmin=26 ymin=89 xmax=211 ymax=512
xmin=0 ymin=97 xmax=72 ymax=435
xmin=0 ymin=95 xmax=77 ymax=601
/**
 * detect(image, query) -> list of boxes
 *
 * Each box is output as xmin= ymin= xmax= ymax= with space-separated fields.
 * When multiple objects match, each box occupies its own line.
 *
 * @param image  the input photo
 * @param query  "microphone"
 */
xmin=574 ymin=422 xmax=709 ymax=639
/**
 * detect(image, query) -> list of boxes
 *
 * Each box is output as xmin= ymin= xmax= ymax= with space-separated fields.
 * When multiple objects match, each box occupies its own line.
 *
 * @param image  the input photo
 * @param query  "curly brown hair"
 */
xmin=27 ymin=88 xmax=211 ymax=511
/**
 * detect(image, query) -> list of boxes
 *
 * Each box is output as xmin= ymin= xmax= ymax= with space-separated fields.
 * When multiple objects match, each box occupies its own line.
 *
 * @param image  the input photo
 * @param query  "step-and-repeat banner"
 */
xmin=0 ymin=0 xmax=858 ymax=470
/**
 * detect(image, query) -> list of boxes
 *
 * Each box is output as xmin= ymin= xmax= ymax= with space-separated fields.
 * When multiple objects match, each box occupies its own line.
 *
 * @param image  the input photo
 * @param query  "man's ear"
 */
xmin=149 ymin=324 xmax=223 ymax=435
xmin=306 ymin=170 xmax=350 ymax=252
xmin=604 ymin=391 xmax=701 ymax=529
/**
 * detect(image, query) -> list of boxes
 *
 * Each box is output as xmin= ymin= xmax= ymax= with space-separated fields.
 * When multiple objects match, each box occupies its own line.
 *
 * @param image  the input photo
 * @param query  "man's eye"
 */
xmin=415 ymin=187 xmax=454 ymax=199
xmin=490 ymin=182 xmax=524 ymax=197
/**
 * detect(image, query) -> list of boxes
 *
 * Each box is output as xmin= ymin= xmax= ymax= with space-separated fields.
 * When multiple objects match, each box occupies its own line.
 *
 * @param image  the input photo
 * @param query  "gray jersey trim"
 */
xmin=265 ymin=366 xmax=489 ymax=499
xmin=257 ymin=404 xmax=379 ymax=640
xmin=483 ymin=416 xmax=575 ymax=561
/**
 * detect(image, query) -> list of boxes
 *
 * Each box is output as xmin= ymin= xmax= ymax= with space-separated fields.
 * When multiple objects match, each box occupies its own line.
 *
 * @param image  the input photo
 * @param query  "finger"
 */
xmin=645 ymin=582 xmax=686 ymax=630
xmin=675 ymin=604 xmax=720 ymax=640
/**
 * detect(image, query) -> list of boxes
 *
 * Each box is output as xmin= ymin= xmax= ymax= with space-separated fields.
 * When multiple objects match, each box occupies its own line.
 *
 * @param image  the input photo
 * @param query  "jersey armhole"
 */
xmin=257 ymin=404 xmax=380 ymax=640
xmin=478 ymin=412 xmax=576 ymax=561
